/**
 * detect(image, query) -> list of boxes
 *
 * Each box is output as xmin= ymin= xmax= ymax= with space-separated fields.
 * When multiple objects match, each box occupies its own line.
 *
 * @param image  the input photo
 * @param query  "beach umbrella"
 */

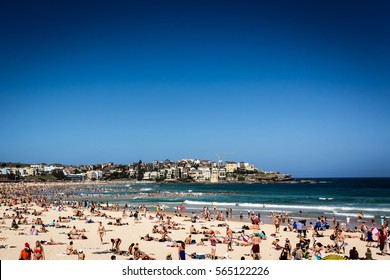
xmin=322 ymin=254 xmax=348 ymax=260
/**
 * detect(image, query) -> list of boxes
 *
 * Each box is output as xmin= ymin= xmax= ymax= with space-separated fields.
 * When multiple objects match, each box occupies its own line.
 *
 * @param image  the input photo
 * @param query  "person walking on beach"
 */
xmin=274 ymin=216 xmax=280 ymax=234
xmin=335 ymin=229 xmax=346 ymax=254
xmin=251 ymin=232 xmax=261 ymax=260
xmin=178 ymin=241 xmax=186 ymax=260
xmin=360 ymin=222 xmax=368 ymax=241
xmin=97 ymin=221 xmax=106 ymax=244
xmin=366 ymin=229 xmax=373 ymax=247
xmin=226 ymin=225 xmax=233 ymax=252
xmin=378 ymin=229 xmax=387 ymax=255
xmin=210 ymin=234 xmax=217 ymax=260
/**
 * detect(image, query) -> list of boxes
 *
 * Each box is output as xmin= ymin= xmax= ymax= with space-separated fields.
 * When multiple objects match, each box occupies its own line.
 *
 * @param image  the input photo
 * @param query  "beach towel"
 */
xmin=92 ymin=250 xmax=113 ymax=255
xmin=189 ymin=253 xmax=209 ymax=259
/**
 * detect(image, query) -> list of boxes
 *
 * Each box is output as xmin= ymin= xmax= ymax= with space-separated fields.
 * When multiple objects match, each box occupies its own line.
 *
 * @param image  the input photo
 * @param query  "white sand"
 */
xmin=0 ymin=201 xmax=389 ymax=261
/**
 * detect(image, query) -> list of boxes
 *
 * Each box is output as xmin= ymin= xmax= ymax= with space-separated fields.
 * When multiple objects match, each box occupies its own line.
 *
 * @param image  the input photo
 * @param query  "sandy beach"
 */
xmin=0 ymin=182 xmax=389 ymax=261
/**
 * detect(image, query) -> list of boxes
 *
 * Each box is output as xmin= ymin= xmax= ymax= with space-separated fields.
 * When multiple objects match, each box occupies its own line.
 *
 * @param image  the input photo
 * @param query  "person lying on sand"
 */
xmin=44 ymin=237 xmax=66 ymax=245
xmin=140 ymin=234 xmax=157 ymax=241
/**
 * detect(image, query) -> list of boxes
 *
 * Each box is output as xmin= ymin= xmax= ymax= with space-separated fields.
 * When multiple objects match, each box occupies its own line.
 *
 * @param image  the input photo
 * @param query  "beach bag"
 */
xmin=196 ymin=254 xmax=206 ymax=259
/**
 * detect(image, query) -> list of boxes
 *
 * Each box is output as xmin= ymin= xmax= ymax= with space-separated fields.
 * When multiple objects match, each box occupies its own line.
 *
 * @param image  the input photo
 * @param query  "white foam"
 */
xmin=183 ymin=200 xmax=236 ymax=206
xmin=332 ymin=211 xmax=374 ymax=218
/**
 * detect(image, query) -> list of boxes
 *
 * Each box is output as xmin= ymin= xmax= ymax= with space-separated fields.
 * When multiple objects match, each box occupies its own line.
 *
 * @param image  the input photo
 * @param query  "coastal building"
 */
xmin=143 ymin=172 xmax=151 ymax=180
xmin=166 ymin=169 xmax=173 ymax=179
xmin=198 ymin=167 xmax=211 ymax=181
xmin=86 ymin=170 xmax=103 ymax=180
xmin=44 ymin=165 xmax=64 ymax=173
xmin=18 ymin=168 xmax=30 ymax=177
xmin=225 ymin=161 xmax=237 ymax=173
xmin=243 ymin=162 xmax=256 ymax=172
xmin=218 ymin=168 xmax=226 ymax=180
xmin=0 ymin=168 xmax=10 ymax=175
xmin=199 ymin=160 xmax=211 ymax=168
xmin=210 ymin=168 xmax=219 ymax=183
xmin=188 ymin=168 xmax=202 ymax=181
xmin=159 ymin=169 xmax=166 ymax=179
xmin=26 ymin=167 xmax=36 ymax=176
xmin=128 ymin=169 xmax=136 ymax=177
xmin=180 ymin=167 xmax=189 ymax=179
xmin=173 ymin=168 xmax=181 ymax=179
xmin=31 ymin=164 xmax=45 ymax=173
xmin=150 ymin=171 xmax=159 ymax=180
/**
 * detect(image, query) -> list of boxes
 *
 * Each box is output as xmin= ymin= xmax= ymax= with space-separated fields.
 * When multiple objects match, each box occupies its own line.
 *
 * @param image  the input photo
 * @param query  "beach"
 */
xmin=0 ymin=182 xmax=389 ymax=261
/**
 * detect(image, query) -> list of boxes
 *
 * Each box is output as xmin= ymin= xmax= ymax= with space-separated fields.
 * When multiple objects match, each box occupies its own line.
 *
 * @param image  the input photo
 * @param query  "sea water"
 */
xmin=44 ymin=178 xmax=390 ymax=224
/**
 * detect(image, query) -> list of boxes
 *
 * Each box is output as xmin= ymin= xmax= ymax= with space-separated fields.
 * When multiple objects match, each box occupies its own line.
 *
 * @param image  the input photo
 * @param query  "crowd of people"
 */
xmin=1 ymin=183 xmax=389 ymax=261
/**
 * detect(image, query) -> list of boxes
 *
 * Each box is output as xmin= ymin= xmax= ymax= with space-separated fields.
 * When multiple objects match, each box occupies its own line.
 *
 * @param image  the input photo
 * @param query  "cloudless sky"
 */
xmin=1 ymin=0 xmax=389 ymax=177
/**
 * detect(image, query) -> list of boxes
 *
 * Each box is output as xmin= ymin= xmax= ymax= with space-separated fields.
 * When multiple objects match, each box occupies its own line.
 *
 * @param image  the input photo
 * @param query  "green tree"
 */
xmin=237 ymin=176 xmax=245 ymax=182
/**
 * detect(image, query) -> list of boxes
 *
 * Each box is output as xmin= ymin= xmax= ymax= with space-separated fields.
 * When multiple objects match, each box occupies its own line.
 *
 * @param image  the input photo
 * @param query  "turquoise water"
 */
xmin=46 ymin=178 xmax=390 ymax=223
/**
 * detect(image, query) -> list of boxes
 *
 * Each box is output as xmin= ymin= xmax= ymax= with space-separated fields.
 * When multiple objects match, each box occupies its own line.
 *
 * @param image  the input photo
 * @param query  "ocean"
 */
xmin=45 ymin=178 xmax=390 ymax=225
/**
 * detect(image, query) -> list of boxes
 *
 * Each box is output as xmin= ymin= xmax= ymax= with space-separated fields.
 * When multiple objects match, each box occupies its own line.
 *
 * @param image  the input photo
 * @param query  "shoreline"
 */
xmin=0 ymin=178 xmax=316 ymax=188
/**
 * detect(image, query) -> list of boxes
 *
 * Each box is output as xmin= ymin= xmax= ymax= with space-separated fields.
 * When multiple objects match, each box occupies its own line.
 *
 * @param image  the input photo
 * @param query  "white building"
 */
xmin=198 ymin=167 xmax=211 ymax=181
xmin=225 ymin=161 xmax=237 ymax=173
xmin=210 ymin=168 xmax=219 ymax=183
xmin=218 ymin=168 xmax=226 ymax=180
xmin=143 ymin=172 xmax=151 ymax=180
xmin=150 ymin=171 xmax=159 ymax=180
xmin=86 ymin=170 xmax=103 ymax=180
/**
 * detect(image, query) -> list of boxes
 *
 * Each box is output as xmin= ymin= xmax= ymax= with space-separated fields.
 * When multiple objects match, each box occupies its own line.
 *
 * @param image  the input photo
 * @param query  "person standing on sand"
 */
xmin=251 ymin=219 xmax=260 ymax=234
xmin=377 ymin=229 xmax=387 ymax=255
xmin=226 ymin=225 xmax=233 ymax=252
xmin=97 ymin=221 xmax=106 ymax=244
xmin=336 ymin=230 xmax=346 ymax=254
xmin=33 ymin=240 xmax=45 ymax=260
xmin=274 ymin=216 xmax=280 ymax=234
xmin=210 ymin=234 xmax=217 ymax=260
xmin=251 ymin=232 xmax=261 ymax=260
xmin=178 ymin=241 xmax=186 ymax=260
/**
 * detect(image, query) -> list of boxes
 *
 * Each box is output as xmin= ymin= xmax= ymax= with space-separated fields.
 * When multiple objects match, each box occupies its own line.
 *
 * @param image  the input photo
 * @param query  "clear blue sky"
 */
xmin=1 ymin=0 xmax=389 ymax=177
